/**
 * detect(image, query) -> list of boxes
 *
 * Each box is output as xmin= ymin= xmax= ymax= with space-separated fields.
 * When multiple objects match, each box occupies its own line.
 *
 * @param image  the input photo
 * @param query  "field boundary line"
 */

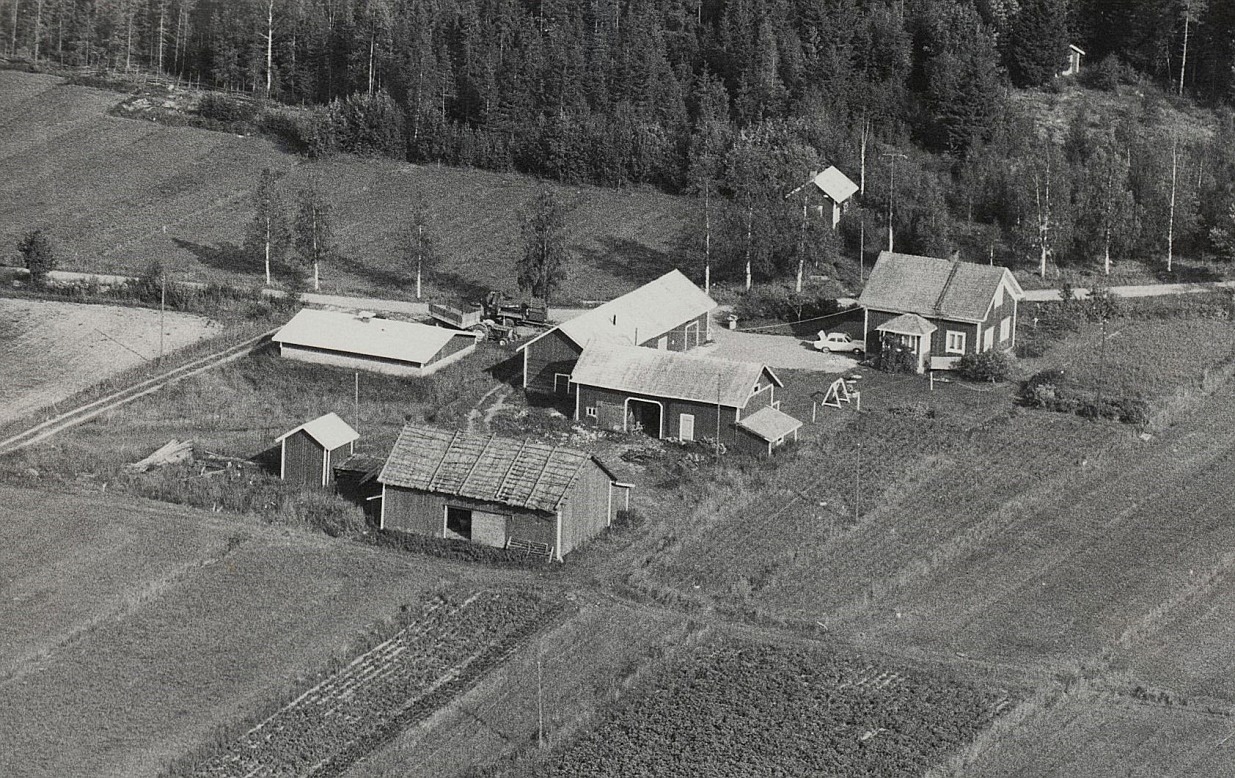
xmin=0 ymin=329 xmax=276 ymax=456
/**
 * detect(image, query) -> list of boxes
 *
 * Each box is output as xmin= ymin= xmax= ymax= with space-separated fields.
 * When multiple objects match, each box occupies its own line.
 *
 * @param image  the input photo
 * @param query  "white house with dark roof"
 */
xmin=376 ymin=424 xmax=630 ymax=560
xmin=517 ymin=268 xmax=717 ymax=395
xmin=570 ymin=342 xmax=790 ymax=445
xmin=788 ymin=166 xmax=860 ymax=229
xmin=273 ymin=309 xmax=479 ymax=377
xmin=276 ymin=412 xmax=359 ymax=488
xmin=858 ymin=251 xmax=1024 ymax=372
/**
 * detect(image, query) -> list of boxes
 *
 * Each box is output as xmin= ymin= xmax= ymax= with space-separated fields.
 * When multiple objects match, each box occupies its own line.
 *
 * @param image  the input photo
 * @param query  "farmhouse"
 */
xmin=276 ymin=412 xmax=359 ymax=488
xmin=570 ymin=342 xmax=787 ymax=445
xmin=858 ymin=251 xmax=1024 ymax=373
xmin=377 ymin=425 xmax=631 ymax=560
xmin=787 ymin=166 xmax=860 ymax=229
xmin=273 ymin=309 xmax=479 ymax=377
xmin=519 ymin=269 xmax=716 ymax=395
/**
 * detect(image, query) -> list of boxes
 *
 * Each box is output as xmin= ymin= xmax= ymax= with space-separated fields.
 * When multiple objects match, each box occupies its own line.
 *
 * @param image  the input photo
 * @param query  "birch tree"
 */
xmin=245 ymin=167 xmax=290 ymax=286
xmin=294 ymin=184 xmax=335 ymax=292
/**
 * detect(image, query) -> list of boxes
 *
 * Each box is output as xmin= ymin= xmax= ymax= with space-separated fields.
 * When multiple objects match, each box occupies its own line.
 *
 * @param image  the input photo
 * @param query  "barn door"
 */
xmin=679 ymin=413 xmax=695 ymax=442
xmin=471 ymin=510 xmax=507 ymax=548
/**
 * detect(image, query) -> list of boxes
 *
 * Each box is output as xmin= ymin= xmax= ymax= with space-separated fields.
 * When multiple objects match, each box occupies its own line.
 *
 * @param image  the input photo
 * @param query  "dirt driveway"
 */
xmin=698 ymin=327 xmax=859 ymax=371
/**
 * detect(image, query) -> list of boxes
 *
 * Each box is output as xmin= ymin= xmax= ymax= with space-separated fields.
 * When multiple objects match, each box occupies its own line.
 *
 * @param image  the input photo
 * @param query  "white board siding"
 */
xmin=280 ymin=340 xmax=475 ymax=377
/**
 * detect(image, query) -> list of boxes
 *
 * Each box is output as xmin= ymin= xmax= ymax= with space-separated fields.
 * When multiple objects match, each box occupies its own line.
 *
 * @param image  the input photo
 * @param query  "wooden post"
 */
xmin=929 ymin=371 xmax=934 ymax=391
xmin=537 ymin=643 xmax=544 ymax=749
xmin=715 ymin=373 xmax=721 ymax=462
xmin=354 ymin=371 xmax=360 ymax=435
xmin=812 ymin=401 xmax=817 ymax=423
xmin=159 ymin=270 xmax=166 ymax=364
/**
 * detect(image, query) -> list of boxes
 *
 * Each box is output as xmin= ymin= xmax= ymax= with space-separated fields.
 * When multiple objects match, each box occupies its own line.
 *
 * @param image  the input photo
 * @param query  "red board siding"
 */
xmin=576 ymin=383 xmax=742 ymax=444
xmin=557 ymin=460 xmax=613 ymax=556
xmin=282 ymin=430 xmax=325 ymax=486
xmin=523 ymin=329 xmax=583 ymax=394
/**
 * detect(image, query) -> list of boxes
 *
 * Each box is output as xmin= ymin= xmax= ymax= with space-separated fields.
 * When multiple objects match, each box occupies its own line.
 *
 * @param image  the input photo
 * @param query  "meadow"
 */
xmin=0 ymin=70 xmax=694 ymax=305
xmin=0 ymin=484 xmax=530 ymax=777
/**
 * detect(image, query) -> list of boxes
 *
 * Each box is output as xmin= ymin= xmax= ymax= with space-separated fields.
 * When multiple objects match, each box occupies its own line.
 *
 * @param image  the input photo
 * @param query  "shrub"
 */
xmin=371 ymin=529 xmax=556 ymax=568
xmin=957 ymin=350 xmax=1014 ymax=382
xmin=1083 ymin=54 xmax=1126 ymax=92
xmin=320 ymin=91 xmax=405 ymax=159
xmin=257 ymin=107 xmax=318 ymax=155
xmin=878 ymin=340 xmax=918 ymax=374
xmin=197 ymin=92 xmax=257 ymax=124
xmin=733 ymin=283 xmax=844 ymax=323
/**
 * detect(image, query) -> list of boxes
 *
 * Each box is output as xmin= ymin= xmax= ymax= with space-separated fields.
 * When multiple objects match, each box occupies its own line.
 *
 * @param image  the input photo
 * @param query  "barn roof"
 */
xmin=736 ymin=406 xmax=803 ymax=443
xmin=276 ymin=412 xmax=359 ymax=450
xmin=571 ymin=342 xmax=780 ymax=409
xmin=378 ymin=425 xmax=599 ymax=513
xmin=811 ymin=166 xmax=859 ymax=203
xmin=521 ymin=269 xmax=715 ymax=352
xmin=877 ymin=313 xmax=937 ymax=337
xmin=273 ymin=309 xmax=477 ymax=365
xmin=858 ymin=252 xmax=1023 ymax=323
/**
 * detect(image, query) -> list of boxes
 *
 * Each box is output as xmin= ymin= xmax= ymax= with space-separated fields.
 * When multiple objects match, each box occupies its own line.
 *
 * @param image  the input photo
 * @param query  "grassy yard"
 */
xmin=0 ymin=70 xmax=694 ymax=306
xmin=0 ymin=485 xmax=524 ymax=777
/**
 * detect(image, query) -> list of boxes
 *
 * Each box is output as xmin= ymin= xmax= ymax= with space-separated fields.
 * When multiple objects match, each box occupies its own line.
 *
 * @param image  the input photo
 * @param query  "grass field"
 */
xmin=0 ymin=70 xmax=695 ymax=304
xmin=0 ymin=484 xmax=532 ymax=777
xmin=0 ymin=297 xmax=220 ymax=427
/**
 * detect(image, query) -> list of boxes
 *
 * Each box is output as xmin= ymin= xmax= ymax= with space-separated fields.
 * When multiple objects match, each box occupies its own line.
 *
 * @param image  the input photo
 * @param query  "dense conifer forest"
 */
xmin=7 ymin=0 xmax=1235 ymax=282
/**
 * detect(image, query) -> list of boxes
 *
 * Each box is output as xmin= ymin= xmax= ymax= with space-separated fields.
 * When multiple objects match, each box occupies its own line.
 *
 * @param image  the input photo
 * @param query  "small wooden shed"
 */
xmin=276 ymin=412 xmax=359 ymax=488
xmin=788 ymin=166 xmax=859 ymax=229
xmin=377 ymin=425 xmax=632 ymax=561
xmin=734 ymin=406 xmax=803 ymax=457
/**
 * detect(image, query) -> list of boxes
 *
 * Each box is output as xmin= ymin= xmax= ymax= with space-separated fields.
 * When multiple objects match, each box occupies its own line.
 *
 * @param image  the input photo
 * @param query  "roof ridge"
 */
xmin=932 ymin=261 xmax=963 ymax=316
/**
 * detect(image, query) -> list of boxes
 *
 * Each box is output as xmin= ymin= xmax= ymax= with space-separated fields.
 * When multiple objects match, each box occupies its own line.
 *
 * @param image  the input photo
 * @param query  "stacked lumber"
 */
xmin=126 ymin=439 xmax=194 ymax=472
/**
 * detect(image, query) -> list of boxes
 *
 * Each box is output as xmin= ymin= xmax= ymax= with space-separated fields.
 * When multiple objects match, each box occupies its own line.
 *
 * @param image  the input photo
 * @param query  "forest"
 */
xmin=6 ymin=0 xmax=1235 ymax=284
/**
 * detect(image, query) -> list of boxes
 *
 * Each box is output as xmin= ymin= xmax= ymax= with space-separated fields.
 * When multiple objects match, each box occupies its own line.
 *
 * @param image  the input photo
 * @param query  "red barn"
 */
xmin=570 ymin=342 xmax=788 ymax=445
xmin=377 ymin=425 xmax=631 ymax=561
xmin=518 ymin=269 xmax=716 ymax=396
xmin=276 ymin=412 xmax=359 ymax=488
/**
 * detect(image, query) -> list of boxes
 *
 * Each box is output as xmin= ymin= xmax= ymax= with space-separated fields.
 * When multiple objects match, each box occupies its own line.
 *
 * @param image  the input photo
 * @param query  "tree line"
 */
xmin=8 ymin=0 xmax=1235 ymax=282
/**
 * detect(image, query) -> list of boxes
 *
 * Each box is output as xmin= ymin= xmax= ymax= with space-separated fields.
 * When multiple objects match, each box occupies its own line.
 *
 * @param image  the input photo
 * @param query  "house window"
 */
xmin=554 ymin=373 xmax=572 ymax=395
xmin=994 ymin=284 xmax=1004 ymax=308
xmin=999 ymin=316 xmax=1011 ymax=342
xmin=945 ymin=331 xmax=967 ymax=354
xmin=585 ymin=406 xmax=598 ymax=419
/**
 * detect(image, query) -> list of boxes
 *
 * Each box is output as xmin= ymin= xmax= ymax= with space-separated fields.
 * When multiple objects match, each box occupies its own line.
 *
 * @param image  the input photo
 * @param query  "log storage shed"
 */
xmin=377 ymin=425 xmax=631 ymax=561
xmin=519 ymin=268 xmax=716 ymax=395
xmin=571 ymin=342 xmax=790 ymax=445
xmin=277 ymin=412 xmax=359 ymax=488
xmin=273 ymin=309 xmax=479 ymax=377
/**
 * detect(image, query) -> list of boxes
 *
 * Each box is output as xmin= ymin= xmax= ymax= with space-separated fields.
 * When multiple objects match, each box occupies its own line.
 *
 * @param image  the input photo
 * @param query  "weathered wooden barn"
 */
xmin=519 ymin=268 xmax=716 ymax=395
xmin=733 ymin=406 xmax=803 ymax=457
xmin=787 ymin=166 xmax=859 ymax=229
xmin=273 ymin=309 xmax=479 ymax=377
xmin=570 ymin=342 xmax=788 ymax=445
xmin=276 ymin=412 xmax=359 ymax=488
xmin=377 ymin=425 xmax=631 ymax=560
xmin=858 ymin=251 xmax=1024 ymax=373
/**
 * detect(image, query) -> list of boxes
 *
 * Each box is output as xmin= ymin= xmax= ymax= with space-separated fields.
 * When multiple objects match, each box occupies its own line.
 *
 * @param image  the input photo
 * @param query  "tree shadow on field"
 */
xmin=575 ymin=237 xmax=677 ymax=287
xmin=330 ymin=252 xmax=415 ymax=296
xmin=173 ymin=238 xmax=260 ymax=277
xmin=433 ymin=269 xmax=498 ymax=306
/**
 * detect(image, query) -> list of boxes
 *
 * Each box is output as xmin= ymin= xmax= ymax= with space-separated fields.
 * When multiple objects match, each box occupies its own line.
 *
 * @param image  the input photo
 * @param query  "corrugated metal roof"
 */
xmin=273 ymin=309 xmax=476 ymax=365
xmin=737 ymin=406 xmax=803 ymax=442
xmin=812 ymin=166 xmax=859 ymax=203
xmin=536 ymin=269 xmax=715 ymax=350
xmin=377 ymin=425 xmax=596 ymax=513
xmin=858 ymin=252 xmax=1023 ymax=323
xmin=276 ymin=412 xmax=359 ymax=450
xmin=571 ymin=342 xmax=780 ymax=408
xmin=876 ymin=313 xmax=937 ymax=336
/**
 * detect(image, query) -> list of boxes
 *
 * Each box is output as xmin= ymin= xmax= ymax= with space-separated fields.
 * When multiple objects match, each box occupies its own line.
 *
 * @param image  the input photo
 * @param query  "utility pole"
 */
xmin=796 ymin=194 xmax=807 ymax=293
xmin=536 ymin=643 xmax=545 ymax=749
xmin=704 ymin=186 xmax=711 ymax=295
xmin=1168 ymin=136 xmax=1179 ymax=274
xmin=715 ymin=373 xmax=722 ymax=462
xmin=354 ymin=371 xmax=360 ymax=434
xmin=1095 ymin=315 xmax=1108 ymax=419
xmin=744 ymin=203 xmax=753 ymax=291
xmin=882 ymin=152 xmax=907 ymax=253
xmin=859 ymin=114 xmax=869 ymax=196
xmin=416 ymin=222 xmax=424 ymax=299
xmin=159 ymin=269 xmax=166 ymax=364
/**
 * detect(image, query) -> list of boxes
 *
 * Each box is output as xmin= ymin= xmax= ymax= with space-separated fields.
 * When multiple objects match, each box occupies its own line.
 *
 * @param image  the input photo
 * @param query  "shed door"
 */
xmin=679 ymin=413 xmax=696 ymax=442
xmin=471 ymin=510 xmax=507 ymax=548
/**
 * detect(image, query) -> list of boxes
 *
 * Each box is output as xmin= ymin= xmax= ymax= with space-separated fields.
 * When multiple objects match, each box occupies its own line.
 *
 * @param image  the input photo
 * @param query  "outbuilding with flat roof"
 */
xmin=273 ymin=309 xmax=479 ymax=377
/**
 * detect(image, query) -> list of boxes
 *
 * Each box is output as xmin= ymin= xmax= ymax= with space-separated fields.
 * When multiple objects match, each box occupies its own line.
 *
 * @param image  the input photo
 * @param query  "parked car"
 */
xmin=813 ymin=331 xmax=864 ymax=354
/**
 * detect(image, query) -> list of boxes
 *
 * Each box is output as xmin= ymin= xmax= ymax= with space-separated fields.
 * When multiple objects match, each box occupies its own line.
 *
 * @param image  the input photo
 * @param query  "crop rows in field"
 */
xmin=192 ymin=589 xmax=565 ymax=777
xmin=537 ymin=638 xmax=1004 ymax=777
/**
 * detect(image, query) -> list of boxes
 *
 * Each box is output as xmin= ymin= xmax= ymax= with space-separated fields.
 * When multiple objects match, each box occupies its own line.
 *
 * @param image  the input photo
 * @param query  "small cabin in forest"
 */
xmin=377 ymin=425 xmax=631 ymax=561
xmin=787 ymin=166 xmax=860 ymax=229
xmin=518 ymin=269 xmax=716 ymax=396
xmin=276 ymin=412 xmax=359 ymax=488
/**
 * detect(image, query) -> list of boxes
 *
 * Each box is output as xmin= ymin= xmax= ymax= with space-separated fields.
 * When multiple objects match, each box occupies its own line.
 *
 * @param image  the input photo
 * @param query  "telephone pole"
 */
xmin=882 ymin=152 xmax=907 ymax=253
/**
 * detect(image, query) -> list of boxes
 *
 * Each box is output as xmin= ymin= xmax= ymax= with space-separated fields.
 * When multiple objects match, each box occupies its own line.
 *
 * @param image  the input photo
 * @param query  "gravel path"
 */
xmin=697 ymin=326 xmax=858 ymax=372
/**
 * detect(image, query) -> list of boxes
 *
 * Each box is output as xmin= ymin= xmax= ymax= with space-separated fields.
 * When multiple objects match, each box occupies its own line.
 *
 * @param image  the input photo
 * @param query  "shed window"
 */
xmin=585 ymin=406 xmax=598 ymax=419
xmin=945 ymin=331 xmax=967 ymax=354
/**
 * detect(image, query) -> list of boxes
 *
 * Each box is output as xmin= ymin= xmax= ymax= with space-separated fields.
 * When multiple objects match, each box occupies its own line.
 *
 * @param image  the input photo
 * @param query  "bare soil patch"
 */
xmin=0 ymin=298 xmax=220 ymax=427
